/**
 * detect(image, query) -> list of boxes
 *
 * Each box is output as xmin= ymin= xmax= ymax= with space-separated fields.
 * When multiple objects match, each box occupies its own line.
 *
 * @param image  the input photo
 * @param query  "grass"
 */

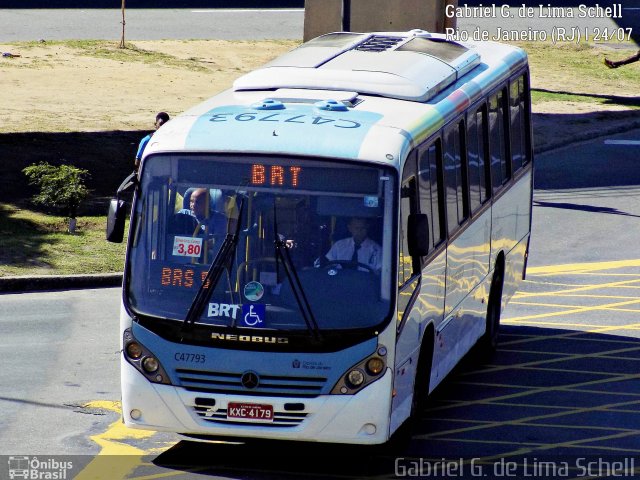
xmin=517 ymin=41 xmax=640 ymax=105
xmin=0 ymin=203 xmax=128 ymax=277
xmin=530 ymin=89 xmax=640 ymax=108
xmin=6 ymin=40 xmax=212 ymax=72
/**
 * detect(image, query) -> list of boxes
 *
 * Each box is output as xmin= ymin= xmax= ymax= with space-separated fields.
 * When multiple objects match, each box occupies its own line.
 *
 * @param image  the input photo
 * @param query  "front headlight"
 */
xmin=347 ymin=369 xmax=365 ymax=388
xmin=366 ymin=357 xmax=385 ymax=375
xmin=126 ymin=342 xmax=143 ymax=359
xmin=142 ymin=356 xmax=159 ymax=373
xmin=331 ymin=346 xmax=388 ymax=394
xmin=123 ymin=329 xmax=170 ymax=385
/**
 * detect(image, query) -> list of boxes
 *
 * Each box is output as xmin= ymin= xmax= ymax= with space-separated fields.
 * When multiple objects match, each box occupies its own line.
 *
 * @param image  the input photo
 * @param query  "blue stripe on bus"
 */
xmin=186 ymin=105 xmax=384 ymax=159
xmin=131 ymin=321 xmax=378 ymax=392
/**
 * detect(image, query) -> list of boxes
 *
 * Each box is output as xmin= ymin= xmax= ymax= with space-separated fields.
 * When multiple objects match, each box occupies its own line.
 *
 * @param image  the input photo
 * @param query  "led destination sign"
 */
xmin=153 ymin=263 xmax=209 ymax=291
xmin=251 ymin=164 xmax=301 ymax=188
xmin=177 ymin=159 xmax=380 ymax=195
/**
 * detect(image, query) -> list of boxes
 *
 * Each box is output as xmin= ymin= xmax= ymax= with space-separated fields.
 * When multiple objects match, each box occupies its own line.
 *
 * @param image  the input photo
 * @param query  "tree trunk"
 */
xmin=68 ymin=217 xmax=77 ymax=234
xmin=119 ymin=0 xmax=126 ymax=49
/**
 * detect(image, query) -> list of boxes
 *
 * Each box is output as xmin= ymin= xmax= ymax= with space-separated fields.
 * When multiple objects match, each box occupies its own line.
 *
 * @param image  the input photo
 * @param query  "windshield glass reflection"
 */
xmin=127 ymin=155 xmax=395 ymax=333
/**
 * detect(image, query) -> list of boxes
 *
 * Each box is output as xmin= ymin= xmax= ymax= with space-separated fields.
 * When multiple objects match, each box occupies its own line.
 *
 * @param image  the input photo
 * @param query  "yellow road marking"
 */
xmin=128 ymin=468 xmax=211 ymax=480
xmin=559 ymin=273 xmax=640 ymax=277
xmin=505 ymin=298 xmax=640 ymax=322
xmin=553 ymin=388 xmax=640 ymax=398
xmin=420 ymin=397 xmax=640 ymax=438
xmin=432 ymin=433 xmax=640 ymax=453
xmin=500 ymin=330 xmax=640 ymax=345
xmin=499 ymin=322 xmax=640 ymax=347
xmin=477 ymin=429 xmax=640 ymax=466
xmin=510 ymin=299 xmax=640 ymax=314
xmin=495 ymin=365 xmax=622 ymax=377
xmin=417 ymin=260 xmax=640 ymax=464
xmin=499 ymin=348 xmax=640 ymax=363
xmin=435 ymin=400 xmax=640 ymax=414
xmin=460 ymin=340 xmax=640 ymax=377
xmin=526 ymin=259 xmax=640 ymax=276
xmin=515 ymin=279 xmax=640 ymax=298
xmin=427 ymin=371 xmax=640 ymax=413
xmin=513 ymin=293 xmax=640 ymax=301
xmin=499 ymin=348 xmax=574 ymax=356
xmin=74 ymin=401 xmax=157 ymax=480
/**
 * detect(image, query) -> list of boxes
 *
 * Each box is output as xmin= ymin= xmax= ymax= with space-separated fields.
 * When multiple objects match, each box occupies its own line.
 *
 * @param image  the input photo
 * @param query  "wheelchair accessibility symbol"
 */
xmin=241 ymin=304 xmax=266 ymax=327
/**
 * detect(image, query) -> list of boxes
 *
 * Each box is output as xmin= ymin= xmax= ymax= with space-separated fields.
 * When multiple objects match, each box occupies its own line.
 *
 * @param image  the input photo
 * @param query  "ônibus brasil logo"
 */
xmin=8 ymin=456 xmax=73 ymax=480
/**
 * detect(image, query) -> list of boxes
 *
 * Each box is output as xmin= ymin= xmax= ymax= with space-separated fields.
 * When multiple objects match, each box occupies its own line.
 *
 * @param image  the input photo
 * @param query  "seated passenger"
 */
xmin=177 ymin=188 xmax=227 ymax=236
xmin=321 ymin=217 xmax=381 ymax=272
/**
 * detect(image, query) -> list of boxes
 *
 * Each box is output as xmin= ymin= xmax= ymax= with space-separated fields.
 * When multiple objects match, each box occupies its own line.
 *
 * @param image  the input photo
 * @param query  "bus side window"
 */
xmin=521 ymin=74 xmax=532 ymax=167
xmin=418 ymin=139 xmax=445 ymax=249
xmin=443 ymin=120 xmax=468 ymax=234
xmin=509 ymin=75 xmax=530 ymax=172
xmin=510 ymin=76 xmax=526 ymax=173
xmin=489 ymin=89 xmax=510 ymax=192
xmin=467 ymin=105 xmax=490 ymax=213
xmin=399 ymin=155 xmax=420 ymax=286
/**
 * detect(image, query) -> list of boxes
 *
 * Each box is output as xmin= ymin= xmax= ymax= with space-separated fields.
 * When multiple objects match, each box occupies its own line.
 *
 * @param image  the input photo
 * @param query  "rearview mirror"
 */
xmin=106 ymin=198 xmax=126 ymax=243
xmin=408 ymin=213 xmax=430 ymax=257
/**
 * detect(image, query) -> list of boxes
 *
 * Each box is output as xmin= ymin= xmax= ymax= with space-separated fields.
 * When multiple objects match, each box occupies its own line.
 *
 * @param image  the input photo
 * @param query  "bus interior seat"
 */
xmin=182 ymin=187 xmax=196 ymax=210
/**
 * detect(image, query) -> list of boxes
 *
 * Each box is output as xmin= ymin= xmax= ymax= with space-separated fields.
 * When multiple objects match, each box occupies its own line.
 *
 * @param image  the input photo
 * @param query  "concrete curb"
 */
xmin=0 ymin=273 xmax=123 ymax=293
xmin=536 ymin=118 xmax=640 ymax=155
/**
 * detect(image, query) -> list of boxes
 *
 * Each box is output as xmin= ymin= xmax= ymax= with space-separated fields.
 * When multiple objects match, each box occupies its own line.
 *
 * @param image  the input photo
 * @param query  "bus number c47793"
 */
xmin=174 ymin=352 xmax=206 ymax=363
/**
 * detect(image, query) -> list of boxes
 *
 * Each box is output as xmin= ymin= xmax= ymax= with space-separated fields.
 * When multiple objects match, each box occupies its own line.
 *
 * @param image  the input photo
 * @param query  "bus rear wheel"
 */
xmin=479 ymin=266 xmax=504 ymax=355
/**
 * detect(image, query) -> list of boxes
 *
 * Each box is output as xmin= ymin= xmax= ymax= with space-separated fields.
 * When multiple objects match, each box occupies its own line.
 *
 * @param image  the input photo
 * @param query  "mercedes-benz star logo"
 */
xmin=241 ymin=371 xmax=260 ymax=389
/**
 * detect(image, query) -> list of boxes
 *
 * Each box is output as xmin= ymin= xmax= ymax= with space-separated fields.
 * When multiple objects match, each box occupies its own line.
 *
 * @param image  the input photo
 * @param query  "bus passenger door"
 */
xmin=392 ymin=147 xmax=446 ymax=431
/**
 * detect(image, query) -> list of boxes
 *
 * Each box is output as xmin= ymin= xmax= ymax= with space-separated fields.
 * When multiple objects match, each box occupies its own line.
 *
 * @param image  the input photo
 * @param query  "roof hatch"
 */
xmin=234 ymin=30 xmax=481 ymax=103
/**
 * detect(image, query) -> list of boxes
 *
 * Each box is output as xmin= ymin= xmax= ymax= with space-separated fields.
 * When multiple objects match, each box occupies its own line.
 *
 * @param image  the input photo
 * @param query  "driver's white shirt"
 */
xmin=325 ymin=237 xmax=382 ymax=271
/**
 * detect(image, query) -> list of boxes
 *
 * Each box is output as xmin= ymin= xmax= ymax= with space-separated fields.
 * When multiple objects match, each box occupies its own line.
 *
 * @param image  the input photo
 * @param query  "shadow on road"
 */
xmin=533 ymin=88 xmax=640 ymax=108
xmin=533 ymin=200 xmax=640 ymax=218
xmin=151 ymin=325 xmax=640 ymax=479
xmin=2 ymin=107 xmax=639 ymax=211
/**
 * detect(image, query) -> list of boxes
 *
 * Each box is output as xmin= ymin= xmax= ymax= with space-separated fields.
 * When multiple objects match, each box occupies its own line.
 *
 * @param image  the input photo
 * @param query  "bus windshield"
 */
xmin=127 ymin=154 xmax=396 ymax=333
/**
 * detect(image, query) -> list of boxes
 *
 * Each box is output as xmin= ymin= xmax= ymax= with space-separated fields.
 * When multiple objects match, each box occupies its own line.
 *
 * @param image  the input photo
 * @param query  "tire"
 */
xmin=385 ymin=332 xmax=434 ymax=452
xmin=479 ymin=266 xmax=504 ymax=356
xmin=411 ymin=339 xmax=433 ymax=417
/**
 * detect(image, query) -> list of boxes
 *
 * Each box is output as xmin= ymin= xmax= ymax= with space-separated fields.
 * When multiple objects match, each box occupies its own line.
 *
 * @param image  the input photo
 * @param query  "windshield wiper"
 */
xmin=273 ymin=201 xmax=322 ymax=342
xmin=181 ymin=197 xmax=245 ymax=335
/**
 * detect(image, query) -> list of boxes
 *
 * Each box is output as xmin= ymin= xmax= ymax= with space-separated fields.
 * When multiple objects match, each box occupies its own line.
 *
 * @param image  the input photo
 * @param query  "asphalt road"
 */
xmin=0 ymin=6 xmax=638 ymax=42
xmin=0 ymin=128 xmax=638 ymax=478
xmin=0 ymin=288 xmax=121 ymax=455
xmin=0 ymin=8 xmax=306 ymax=41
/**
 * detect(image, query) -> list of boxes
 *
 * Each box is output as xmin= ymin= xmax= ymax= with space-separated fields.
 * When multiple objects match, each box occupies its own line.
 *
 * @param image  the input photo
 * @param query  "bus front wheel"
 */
xmin=385 ymin=332 xmax=433 ymax=451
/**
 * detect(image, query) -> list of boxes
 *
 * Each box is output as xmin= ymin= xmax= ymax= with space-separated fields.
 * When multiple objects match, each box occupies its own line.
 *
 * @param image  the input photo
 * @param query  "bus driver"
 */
xmin=177 ymin=188 xmax=228 ymax=236
xmin=321 ymin=217 xmax=382 ymax=272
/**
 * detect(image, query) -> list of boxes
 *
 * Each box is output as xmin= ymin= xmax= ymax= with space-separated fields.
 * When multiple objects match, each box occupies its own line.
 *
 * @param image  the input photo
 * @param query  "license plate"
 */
xmin=227 ymin=402 xmax=274 ymax=422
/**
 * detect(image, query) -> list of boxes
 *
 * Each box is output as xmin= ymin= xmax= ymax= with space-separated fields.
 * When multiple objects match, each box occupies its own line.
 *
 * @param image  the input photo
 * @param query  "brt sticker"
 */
xmin=173 ymin=236 xmax=203 ymax=257
xmin=364 ymin=196 xmax=379 ymax=208
xmin=207 ymin=303 xmax=241 ymax=319
xmin=244 ymin=281 xmax=264 ymax=301
xmin=241 ymin=304 xmax=266 ymax=327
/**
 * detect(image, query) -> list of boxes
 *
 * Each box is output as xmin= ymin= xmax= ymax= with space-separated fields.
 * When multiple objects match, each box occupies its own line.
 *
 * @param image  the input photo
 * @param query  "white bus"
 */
xmin=107 ymin=30 xmax=532 ymax=445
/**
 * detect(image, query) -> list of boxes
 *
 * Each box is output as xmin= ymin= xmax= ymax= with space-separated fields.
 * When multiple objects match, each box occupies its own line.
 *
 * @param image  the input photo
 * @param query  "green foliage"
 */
xmin=22 ymin=162 xmax=90 ymax=218
xmin=0 ymin=203 xmax=127 ymax=276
